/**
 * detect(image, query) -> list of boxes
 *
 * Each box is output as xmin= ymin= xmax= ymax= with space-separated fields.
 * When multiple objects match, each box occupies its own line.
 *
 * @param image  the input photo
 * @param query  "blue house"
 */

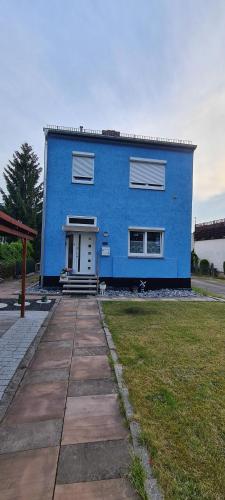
xmin=40 ymin=126 xmax=196 ymax=293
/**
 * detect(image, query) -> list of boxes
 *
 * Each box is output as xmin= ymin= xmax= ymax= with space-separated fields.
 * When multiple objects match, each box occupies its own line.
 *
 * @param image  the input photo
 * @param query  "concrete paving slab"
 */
xmin=30 ymin=347 xmax=71 ymax=370
xmin=0 ymin=419 xmax=63 ymax=454
xmin=62 ymin=394 xmax=127 ymax=445
xmin=38 ymin=340 xmax=73 ymax=349
xmin=0 ymin=446 xmax=59 ymax=500
xmin=42 ymin=329 xmax=75 ymax=341
xmin=73 ymin=346 xmax=108 ymax=356
xmin=54 ymin=478 xmax=139 ymax=499
xmin=57 ymin=440 xmax=132 ymax=483
xmin=4 ymin=381 xmax=67 ymax=424
xmin=77 ymin=304 xmax=99 ymax=314
xmin=68 ymin=378 xmax=117 ymax=397
xmin=53 ymin=310 xmax=76 ymax=316
xmin=76 ymin=318 xmax=103 ymax=329
xmin=56 ymin=301 xmax=78 ymax=309
xmin=53 ymin=311 xmax=77 ymax=317
xmin=22 ymin=368 xmax=70 ymax=385
xmin=47 ymin=322 xmax=75 ymax=329
xmin=75 ymin=331 xmax=106 ymax=347
xmin=50 ymin=317 xmax=76 ymax=325
xmin=77 ymin=312 xmax=99 ymax=319
xmin=70 ymin=355 xmax=111 ymax=380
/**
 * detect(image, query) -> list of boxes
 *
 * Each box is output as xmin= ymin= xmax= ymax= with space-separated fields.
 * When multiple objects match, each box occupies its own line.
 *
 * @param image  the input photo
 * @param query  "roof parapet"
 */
xmin=44 ymin=125 xmax=196 ymax=149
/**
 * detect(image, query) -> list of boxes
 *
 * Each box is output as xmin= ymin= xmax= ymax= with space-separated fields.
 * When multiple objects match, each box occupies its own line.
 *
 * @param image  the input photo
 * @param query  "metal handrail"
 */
xmin=44 ymin=124 xmax=193 ymax=146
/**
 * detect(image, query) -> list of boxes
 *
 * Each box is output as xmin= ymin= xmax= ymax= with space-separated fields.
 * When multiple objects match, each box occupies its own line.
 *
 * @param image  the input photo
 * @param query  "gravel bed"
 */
xmin=26 ymin=283 xmax=200 ymax=299
xmin=0 ymin=298 xmax=55 ymax=311
xmin=26 ymin=283 xmax=61 ymax=295
xmin=103 ymin=287 xmax=199 ymax=298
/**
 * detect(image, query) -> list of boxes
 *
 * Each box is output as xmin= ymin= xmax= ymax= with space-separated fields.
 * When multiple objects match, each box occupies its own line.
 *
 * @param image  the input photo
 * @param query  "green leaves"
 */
xmin=0 ymin=143 xmax=43 ymax=259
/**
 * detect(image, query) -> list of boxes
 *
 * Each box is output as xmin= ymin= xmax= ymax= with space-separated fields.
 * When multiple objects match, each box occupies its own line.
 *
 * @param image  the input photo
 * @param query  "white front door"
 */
xmin=73 ymin=232 xmax=96 ymax=274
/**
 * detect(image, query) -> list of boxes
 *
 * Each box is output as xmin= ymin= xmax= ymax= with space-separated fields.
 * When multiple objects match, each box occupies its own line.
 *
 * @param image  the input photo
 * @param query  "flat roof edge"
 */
xmin=43 ymin=126 xmax=197 ymax=151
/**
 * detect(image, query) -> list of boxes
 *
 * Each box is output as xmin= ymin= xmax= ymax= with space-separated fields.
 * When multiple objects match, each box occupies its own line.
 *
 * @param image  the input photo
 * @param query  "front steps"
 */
xmin=60 ymin=275 xmax=98 ymax=295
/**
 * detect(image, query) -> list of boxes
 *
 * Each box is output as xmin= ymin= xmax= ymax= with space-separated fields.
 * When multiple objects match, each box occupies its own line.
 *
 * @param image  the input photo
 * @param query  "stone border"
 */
xmin=98 ymin=301 xmax=163 ymax=500
xmin=0 ymin=297 xmax=61 ymax=423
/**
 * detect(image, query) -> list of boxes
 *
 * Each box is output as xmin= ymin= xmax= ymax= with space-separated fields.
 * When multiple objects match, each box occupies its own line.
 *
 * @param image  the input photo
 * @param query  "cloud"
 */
xmin=0 ymin=0 xmax=225 ymax=221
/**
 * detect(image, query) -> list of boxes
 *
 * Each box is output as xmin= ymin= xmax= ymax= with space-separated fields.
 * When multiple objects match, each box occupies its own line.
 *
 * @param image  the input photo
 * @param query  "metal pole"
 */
xmin=21 ymin=238 xmax=27 ymax=318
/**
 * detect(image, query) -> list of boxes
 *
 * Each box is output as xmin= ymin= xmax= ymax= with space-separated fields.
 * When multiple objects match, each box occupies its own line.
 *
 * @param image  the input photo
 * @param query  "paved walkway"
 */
xmin=0 ymin=311 xmax=48 ymax=400
xmin=0 ymin=298 xmax=138 ymax=500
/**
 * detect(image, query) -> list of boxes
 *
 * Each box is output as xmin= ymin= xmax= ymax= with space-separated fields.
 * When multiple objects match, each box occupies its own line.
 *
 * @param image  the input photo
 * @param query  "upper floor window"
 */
xmin=128 ymin=228 xmax=164 ymax=257
xmin=129 ymin=157 xmax=166 ymax=190
xmin=72 ymin=151 xmax=95 ymax=184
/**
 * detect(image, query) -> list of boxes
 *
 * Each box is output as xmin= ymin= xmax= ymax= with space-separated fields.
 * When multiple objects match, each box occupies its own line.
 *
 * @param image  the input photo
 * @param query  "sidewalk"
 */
xmin=0 ymin=310 xmax=48 ymax=400
xmin=0 ymin=298 xmax=138 ymax=499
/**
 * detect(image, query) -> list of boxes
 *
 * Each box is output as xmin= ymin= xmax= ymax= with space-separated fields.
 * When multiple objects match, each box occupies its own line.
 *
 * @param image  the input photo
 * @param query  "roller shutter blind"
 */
xmin=130 ymin=158 xmax=165 ymax=190
xmin=72 ymin=153 xmax=94 ymax=184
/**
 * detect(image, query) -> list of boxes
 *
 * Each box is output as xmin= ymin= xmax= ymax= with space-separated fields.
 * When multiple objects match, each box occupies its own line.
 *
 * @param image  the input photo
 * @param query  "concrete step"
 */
xmin=62 ymin=289 xmax=97 ymax=295
xmin=63 ymin=274 xmax=97 ymax=280
xmin=60 ymin=279 xmax=97 ymax=284
xmin=63 ymin=284 xmax=97 ymax=289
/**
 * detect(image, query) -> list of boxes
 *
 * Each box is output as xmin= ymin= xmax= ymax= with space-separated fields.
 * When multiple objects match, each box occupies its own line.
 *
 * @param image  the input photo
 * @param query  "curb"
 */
xmin=98 ymin=300 xmax=163 ymax=500
xmin=207 ymin=296 xmax=225 ymax=302
xmin=0 ymin=297 xmax=61 ymax=423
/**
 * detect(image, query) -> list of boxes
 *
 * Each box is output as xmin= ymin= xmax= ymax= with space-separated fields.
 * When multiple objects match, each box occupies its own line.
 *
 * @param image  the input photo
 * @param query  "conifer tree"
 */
xmin=0 ymin=143 xmax=43 ymax=259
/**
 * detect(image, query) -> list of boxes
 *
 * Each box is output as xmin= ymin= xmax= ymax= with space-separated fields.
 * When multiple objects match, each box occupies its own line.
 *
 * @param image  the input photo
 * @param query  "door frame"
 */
xmin=65 ymin=231 xmax=96 ymax=275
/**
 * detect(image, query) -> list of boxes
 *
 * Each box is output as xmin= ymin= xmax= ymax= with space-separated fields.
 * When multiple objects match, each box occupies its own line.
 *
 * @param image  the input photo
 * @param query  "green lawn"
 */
xmin=103 ymin=301 xmax=225 ymax=500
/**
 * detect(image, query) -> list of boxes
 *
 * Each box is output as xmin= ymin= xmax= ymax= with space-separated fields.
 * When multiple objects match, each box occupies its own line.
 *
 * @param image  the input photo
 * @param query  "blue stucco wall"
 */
xmin=42 ymin=134 xmax=194 ymax=279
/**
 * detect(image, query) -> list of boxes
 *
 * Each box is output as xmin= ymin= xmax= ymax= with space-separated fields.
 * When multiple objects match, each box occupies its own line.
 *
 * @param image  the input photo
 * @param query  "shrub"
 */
xmin=0 ymin=261 xmax=15 ymax=279
xmin=191 ymin=250 xmax=199 ymax=273
xmin=210 ymin=263 xmax=214 ymax=276
xmin=200 ymin=259 xmax=210 ymax=275
xmin=0 ymin=240 xmax=34 ymax=263
xmin=0 ymin=240 xmax=35 ymax=280
xmin=0 ymin=258 xmax=35 ymax=280
xmin=15 ymin=258 xmax=35 ymax=276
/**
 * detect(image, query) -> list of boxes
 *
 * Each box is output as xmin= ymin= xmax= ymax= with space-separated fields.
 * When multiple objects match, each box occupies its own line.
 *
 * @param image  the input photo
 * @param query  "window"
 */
xmin=72 ymin=151 xmax=94 ymax=184
xmin=67 ymin=216 xmax=97 ymax=226
xmin=129 ymin=228 xmax=164 ymax=257
xmin=129 ymin=231 xmax=144 ymax=254
xmin=129 ymin=157 xmax=166 ymax=190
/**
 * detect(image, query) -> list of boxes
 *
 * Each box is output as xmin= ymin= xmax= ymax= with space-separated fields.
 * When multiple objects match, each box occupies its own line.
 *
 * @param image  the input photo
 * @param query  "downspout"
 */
xmin=40 ymin=131 xmax=48 ymax=287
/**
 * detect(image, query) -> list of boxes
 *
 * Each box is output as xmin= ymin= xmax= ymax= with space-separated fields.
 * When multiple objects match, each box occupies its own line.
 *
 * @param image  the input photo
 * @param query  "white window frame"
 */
xmin=129 ymin=157 xmax=166 ymax=190
xmin=67 ymin=215 xmax=97 ymax=227
xmin=72 ymin=151 xmax=95 ymax=184
xmin=128 ymin=227 xmax=164 ymax=258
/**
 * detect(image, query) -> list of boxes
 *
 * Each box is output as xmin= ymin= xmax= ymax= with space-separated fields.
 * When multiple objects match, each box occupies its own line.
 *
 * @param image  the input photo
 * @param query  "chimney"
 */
xmin=102 ymin=129 xmax=120 ymax=137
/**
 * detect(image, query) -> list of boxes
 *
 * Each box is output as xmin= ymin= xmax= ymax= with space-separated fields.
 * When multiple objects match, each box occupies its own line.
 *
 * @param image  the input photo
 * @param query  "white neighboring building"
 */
xmin=194 ymin=219 xmax=225 ymax=272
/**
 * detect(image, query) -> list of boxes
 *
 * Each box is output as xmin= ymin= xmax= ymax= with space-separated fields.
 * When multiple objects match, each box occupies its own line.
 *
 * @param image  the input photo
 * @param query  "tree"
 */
xmin=0 ymin=143 xmax=43 ymax=260
xmin=191 ymin=249 xmax=199 ymax=273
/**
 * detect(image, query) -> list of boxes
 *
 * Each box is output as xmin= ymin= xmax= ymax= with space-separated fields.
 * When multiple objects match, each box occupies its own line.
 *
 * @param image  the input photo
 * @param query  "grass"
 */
xmin=103 ymin=301 xmax=225 ymax=500
xmin=192 ymin=274 xmax=225 ymax=281
xmin=192 ymin=286 xmax=225 ymax=299
xmin=129 ymin=455 xmax=148 ymax=500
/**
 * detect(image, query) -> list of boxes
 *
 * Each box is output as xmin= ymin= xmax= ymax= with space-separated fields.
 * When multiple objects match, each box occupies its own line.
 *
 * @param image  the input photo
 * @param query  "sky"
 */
xmin=0 ymin=0 xmax=225 ymax=224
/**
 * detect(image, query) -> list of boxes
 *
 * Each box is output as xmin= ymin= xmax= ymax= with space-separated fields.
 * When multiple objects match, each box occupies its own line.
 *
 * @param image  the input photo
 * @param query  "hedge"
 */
xmin=200 ymin=259 xmax=210 ymax=275
xmin=0 ymin=261 xmax=16 ymax=279
xmin=0 ymin=258 xmax=35 ymax=280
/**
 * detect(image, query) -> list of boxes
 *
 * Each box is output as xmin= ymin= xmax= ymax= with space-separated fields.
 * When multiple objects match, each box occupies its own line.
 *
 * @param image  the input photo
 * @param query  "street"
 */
xmin=192 ymin=277 xmax=225 ymax=298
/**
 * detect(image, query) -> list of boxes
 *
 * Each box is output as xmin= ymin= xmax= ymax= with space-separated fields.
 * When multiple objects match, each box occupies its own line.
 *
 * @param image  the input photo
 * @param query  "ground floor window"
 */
xmin=129 ymin=228 xmax=164 ymax=257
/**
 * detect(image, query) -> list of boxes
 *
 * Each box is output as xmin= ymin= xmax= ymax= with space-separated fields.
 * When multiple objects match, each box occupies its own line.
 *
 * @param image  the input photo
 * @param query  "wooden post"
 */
xmin=21 ymin=238 xmax=27 ymax=318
